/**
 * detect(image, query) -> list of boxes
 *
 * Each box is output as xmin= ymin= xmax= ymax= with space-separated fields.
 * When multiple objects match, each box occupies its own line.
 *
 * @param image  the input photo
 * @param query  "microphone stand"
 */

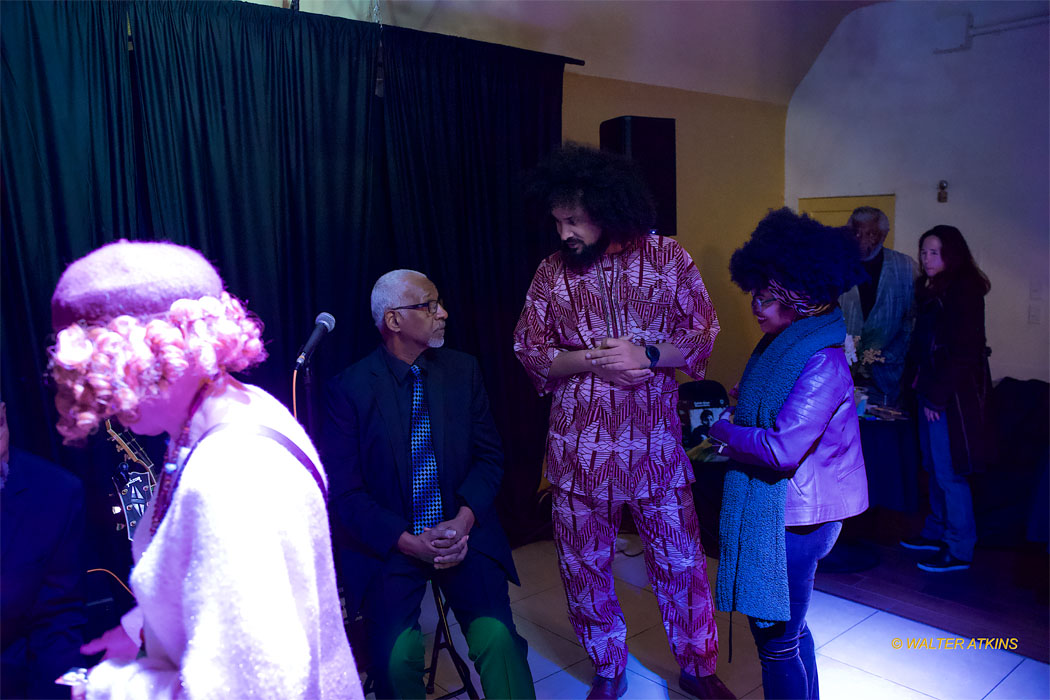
xmin=295 ymin=344 xmax=317 ymax=442
xmin=293 ymin=312 xmax=334 ymax=441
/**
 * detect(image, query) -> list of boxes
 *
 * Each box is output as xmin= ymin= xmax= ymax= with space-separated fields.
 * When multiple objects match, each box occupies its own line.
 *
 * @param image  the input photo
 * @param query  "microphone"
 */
xmin=295 ymin=312 xmax=336 ymax=369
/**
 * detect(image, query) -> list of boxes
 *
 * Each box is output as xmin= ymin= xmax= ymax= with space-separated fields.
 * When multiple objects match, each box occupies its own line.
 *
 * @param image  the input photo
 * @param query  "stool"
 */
xmin=426 ymin=583 xmax=479 ymax=699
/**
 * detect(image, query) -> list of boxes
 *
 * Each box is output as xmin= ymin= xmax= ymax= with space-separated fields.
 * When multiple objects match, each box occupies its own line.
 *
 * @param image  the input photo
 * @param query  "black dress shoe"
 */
xmin=585 ymin=672 xmax=628 ymax=700
xmin=679 ymin=671 xmax=736 ymax=699
xmin=917 ymin=550 xmax=971 ymax=572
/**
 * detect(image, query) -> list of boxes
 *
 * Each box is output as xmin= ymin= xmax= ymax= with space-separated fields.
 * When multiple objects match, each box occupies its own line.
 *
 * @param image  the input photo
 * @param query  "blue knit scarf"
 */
xmin=715 ymin=309 xmax=847 ymax=623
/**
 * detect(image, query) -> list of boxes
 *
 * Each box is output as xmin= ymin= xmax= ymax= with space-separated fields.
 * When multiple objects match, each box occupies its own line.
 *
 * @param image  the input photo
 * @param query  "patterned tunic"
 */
xmin=514 ymin=235 xmax=719 ymax=499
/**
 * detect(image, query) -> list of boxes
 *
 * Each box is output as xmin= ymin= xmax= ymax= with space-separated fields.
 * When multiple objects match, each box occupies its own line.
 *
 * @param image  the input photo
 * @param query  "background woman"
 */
xmin=709 ymin=209 xmax=868 ymax=700
xmin=899 ymin=225 xmax=993 ymax=572
xmin=49 ymin=240 xmax=361 ymax=699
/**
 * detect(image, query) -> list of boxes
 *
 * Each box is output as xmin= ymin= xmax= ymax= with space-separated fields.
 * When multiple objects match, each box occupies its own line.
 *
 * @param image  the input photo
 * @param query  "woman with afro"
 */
xmin=708 ymin=208 xmax=869 ymax=699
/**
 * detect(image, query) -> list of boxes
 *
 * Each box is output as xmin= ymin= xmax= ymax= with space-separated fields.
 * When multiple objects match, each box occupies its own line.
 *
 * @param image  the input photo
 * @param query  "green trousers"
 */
xmin=388 ymin=616 xmax=535 ymax=699
xmin=362 ymin=551 xmax=535 ymax=700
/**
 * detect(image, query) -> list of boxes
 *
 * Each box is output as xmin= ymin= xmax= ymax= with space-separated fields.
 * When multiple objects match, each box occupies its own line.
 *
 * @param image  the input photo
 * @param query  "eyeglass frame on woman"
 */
xmin=751 ymin=293 xmax=777 ymax=310
xmin=389 ymin=299 xmax=444 ymax=315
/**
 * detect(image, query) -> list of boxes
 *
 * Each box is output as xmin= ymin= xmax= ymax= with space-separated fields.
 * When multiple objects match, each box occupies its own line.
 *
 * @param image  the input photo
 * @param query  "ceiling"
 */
xmin=296 ymin=0 xmax=877 ymax=105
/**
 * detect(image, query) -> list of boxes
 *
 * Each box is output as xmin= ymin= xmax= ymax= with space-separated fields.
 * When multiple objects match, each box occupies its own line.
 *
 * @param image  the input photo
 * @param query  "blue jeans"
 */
xmin=918 ymin=408 xmax=976 ymax=561
xmin=748 ymin=521 xmax=842 ymax=700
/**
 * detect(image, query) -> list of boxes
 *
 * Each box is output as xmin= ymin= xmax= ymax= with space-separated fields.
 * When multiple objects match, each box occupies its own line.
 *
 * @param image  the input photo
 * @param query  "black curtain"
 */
xmin=2 ymin=0 xmax=137 ymax=460
xmin=126 ymin=0 xmax=383 ymax=413
xmin=2 ymin=0 xmax=148 ymax=631
xmin=2 ymin=0 xmax=563 ymax=541
xmin=379 ymin=26 xmax=562 ymax=536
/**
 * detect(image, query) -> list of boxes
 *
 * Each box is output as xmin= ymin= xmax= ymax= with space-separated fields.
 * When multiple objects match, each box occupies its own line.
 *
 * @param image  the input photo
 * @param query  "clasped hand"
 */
xmin=401 ymin=507 xmax=474 ymax=569
xmin=585 ymin=336 xmax=652 ymax=387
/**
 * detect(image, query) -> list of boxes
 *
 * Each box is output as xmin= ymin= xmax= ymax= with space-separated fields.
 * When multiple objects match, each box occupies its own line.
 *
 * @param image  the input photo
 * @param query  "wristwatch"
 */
xmin=644 ymin=344 xmax=660 ymax=369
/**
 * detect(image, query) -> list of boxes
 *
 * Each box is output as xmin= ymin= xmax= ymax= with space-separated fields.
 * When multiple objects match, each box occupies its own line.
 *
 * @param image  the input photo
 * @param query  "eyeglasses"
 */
xmin=390 ymin=299 xmax=444 ymax=315
xmin=751 ymin=294 xmax=777 ymax=310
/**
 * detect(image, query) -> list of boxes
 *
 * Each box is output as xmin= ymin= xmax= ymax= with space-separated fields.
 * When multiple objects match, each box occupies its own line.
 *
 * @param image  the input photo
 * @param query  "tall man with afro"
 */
xmin=513 ymin=144 xmax=733 ymax=699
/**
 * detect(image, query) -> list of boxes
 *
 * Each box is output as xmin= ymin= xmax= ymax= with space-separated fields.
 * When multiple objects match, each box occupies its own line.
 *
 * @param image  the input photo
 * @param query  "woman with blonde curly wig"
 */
xmin=51 ymin=240 xmax=362 ymax=700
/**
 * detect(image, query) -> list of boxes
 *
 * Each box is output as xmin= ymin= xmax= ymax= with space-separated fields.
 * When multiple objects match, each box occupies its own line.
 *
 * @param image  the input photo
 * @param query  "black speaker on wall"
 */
xmin=599 ymin=115 xmax=676 ymax=237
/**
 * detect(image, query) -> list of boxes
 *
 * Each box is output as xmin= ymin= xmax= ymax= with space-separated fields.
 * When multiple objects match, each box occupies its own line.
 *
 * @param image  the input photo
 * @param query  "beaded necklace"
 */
xmin=149 ymin=381 xmax=212 ymax=536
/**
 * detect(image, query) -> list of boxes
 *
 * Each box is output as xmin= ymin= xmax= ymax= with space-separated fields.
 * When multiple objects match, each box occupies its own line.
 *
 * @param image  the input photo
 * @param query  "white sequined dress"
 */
xmin=87 ymin=385 xmax=362 ymax=699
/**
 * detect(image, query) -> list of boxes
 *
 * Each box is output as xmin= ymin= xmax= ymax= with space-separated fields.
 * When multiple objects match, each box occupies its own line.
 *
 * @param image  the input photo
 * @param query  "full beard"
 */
xmin=561 ymin=235 xmax=611 ymax=274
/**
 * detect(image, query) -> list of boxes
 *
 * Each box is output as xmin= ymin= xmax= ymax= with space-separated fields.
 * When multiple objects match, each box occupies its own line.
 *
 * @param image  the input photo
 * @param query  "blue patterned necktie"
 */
xmin=409 ymin=364 xmax=442 ymax=535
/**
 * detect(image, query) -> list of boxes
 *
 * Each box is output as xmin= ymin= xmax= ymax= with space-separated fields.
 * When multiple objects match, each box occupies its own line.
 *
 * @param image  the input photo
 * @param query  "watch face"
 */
xmin=645 ymin=345 xmax=660 ymax=364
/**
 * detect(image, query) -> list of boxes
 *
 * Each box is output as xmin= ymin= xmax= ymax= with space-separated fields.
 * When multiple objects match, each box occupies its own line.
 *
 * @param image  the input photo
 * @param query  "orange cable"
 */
xmin=87 ymin=568 xmax=134 ymax=597
xmin=292 ymin=368 xmax=299 ymax=420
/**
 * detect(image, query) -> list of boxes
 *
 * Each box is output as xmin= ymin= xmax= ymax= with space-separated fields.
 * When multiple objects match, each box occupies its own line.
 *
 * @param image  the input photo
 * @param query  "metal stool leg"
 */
xmin=424 ymin=583 xmax=479 ymax=700
xmin=424 ymin=600 xmax=443 ymax=695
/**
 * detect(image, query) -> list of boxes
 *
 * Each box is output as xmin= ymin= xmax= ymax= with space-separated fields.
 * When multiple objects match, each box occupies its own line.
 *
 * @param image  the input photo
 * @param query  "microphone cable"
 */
xmin=292 ymin=368 xmax=300 ymax=421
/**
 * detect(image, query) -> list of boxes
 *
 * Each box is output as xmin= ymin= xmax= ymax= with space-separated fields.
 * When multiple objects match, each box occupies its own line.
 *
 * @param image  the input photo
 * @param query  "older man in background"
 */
xmin=839 ymin=206 xmax=917 ymax=406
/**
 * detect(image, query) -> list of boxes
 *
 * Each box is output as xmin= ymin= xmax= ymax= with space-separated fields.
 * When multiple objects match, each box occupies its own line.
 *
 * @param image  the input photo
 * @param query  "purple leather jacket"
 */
xmin=709 ymin=348 xmax=868 ymax=527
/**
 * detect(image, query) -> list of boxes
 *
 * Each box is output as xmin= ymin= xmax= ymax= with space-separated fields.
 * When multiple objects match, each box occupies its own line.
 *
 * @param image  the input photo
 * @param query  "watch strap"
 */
xmin=645 ymin=344 xmax=660 ymax=369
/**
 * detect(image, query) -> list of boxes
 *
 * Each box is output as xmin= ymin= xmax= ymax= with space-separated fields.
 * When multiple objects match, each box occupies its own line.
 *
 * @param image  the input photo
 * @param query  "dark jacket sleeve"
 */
xmin=454 ymin=357 xmax=504 ymax=522
xmin=922 ymin=278 xmax=987 ymax=411
xmin=27 ymin=485 xmax=87 ymax=699
xmin=1 ymin=455 xmax=88 ymax=699
xmin=321 ymin=377 xmax=409 ymax=559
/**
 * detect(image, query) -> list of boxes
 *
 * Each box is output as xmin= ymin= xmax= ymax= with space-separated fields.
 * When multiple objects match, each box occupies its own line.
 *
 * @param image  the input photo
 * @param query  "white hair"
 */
xmin=370 ymin=269 xmax=427 ymax=330
xmin=847 ymin=207 xmax=889 ymax=234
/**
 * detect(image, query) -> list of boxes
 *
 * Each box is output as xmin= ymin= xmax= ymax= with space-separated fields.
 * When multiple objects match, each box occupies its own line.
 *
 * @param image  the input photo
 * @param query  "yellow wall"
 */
xmin=562 ymin=72 xmax=787 ymax=389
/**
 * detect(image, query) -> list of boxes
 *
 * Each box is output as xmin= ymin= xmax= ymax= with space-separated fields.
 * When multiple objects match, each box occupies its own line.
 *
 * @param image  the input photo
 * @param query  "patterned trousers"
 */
xmin=551 ymin=484 xmax=719 ymax=679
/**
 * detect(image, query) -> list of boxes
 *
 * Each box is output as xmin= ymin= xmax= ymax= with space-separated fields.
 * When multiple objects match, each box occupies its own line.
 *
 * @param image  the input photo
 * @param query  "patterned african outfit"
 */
xmin=513 ymin=234 xmax=721 ymax=679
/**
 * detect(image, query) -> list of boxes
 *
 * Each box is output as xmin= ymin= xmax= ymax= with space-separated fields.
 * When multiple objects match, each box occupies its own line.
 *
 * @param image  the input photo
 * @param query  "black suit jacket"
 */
xmin=321 ymin=346 xmax=517 ymax=607
xmin=1 ymin=448 xmax=87 ymax=699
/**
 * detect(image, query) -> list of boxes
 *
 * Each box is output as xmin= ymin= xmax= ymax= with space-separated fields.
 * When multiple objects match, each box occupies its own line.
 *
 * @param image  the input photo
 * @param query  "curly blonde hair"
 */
xmin=49 ymin=293 xmax=266 ymax=443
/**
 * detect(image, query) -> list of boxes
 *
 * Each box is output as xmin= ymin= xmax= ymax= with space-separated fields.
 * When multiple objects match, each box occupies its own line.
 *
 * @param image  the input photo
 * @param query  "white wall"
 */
xmin=786 ymin=1 xmax=1049 ymax=382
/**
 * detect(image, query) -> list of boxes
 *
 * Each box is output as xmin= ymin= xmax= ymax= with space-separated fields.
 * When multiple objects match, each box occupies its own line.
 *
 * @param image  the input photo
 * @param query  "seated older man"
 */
xmin=322 ymin=270 xmax=535 ymax=700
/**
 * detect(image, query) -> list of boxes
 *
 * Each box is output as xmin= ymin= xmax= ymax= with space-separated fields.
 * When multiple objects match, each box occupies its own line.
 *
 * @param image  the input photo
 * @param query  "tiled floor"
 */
xmin=813 ymin=506 xmax=1049 ymax=664
xmin=381 ymin=536 xmax=1049 ymax=700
